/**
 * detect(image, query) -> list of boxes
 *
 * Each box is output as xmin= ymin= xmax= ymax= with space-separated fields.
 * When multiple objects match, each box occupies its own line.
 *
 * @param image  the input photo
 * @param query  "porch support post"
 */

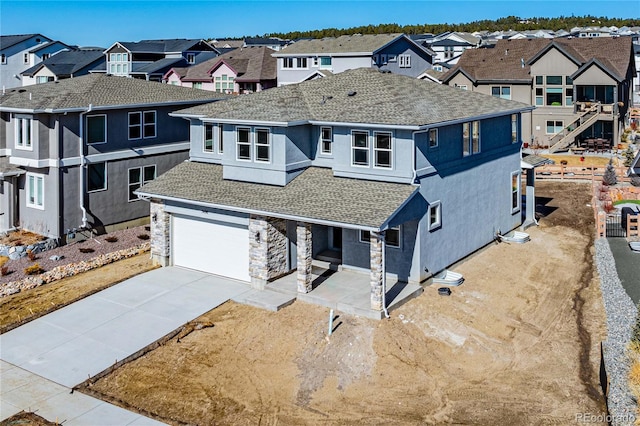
xmin=524 ymin=169 xmax=536 ymax=228
xmin=150 ymin=200 xmax=170 ymax=267
xmin=370 ymin=231 xmax=384 ymax=311
xmin=296 ymin=222 xmax=313 ymax=294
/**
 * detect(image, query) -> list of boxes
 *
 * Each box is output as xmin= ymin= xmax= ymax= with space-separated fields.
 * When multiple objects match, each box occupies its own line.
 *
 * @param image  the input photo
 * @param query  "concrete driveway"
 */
xmin=1 ymin=267 xmax=251 ymax=423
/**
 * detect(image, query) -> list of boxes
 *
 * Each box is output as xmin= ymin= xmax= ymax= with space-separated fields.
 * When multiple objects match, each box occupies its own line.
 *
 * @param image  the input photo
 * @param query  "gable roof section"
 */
xmin=273 ymin=33 xmax=405 ymax=56
xmin=29 ymin=41 xmax=71 ymax=53
xmin=106 ymin=39 xmax=215 ymax=55
xmin=176 ymin=67 xmax=532 ymax=127
xmin=137 ymin=162 xmax=418 ymax=230
xmin=21 ymin=49 xmax=105 ymax=77
xmin=571 ymin=58 xmax=626 ymax=83
xmin=0 ymin=34 xmax=51 ymax=51
xmin=0 ymin=74 xmax=230 ymax=112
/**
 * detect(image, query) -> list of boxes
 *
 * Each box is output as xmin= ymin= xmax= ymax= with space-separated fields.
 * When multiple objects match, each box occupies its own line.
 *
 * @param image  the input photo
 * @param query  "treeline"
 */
xmin=260 ymin=15 xmax=640 ymax=40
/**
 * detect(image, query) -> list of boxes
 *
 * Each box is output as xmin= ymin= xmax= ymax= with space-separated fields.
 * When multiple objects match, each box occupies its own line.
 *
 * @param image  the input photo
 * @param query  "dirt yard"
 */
xmin=84 ymin=182 xmax=607 ymax=425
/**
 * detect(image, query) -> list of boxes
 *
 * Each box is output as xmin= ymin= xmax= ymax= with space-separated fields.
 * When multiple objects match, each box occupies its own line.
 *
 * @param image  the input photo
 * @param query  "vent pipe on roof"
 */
xmin=347 ymin=91 xmax=356 ymax=97
xmin=521 ymin=58 xmax=525 ymax=68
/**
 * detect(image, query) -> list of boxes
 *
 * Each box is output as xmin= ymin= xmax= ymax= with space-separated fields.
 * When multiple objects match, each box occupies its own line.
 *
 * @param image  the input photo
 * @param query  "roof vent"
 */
xmin=347 ymin=91 xmax=357 ymax=97
xmin=18 ymin=89 xmax=26 ymax=93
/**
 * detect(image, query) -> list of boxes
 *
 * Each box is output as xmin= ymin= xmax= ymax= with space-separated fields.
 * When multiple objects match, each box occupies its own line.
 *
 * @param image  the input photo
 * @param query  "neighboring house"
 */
xmin=21 ymin=48 xmax=105 ymax=86
xmin=442 ymin=37 xmax=636 ymax=152
xmin=244 ymin=37 xmax=288 ymax=51
xmin=634 ymin=43 xmax=640 ymax=105
xmin=628 ymin=148 xmax=640 ymax=177
xmin=272 ymin=33 xmax=434 ymax=86
xmin=95 ymin=39 xmax=219 ymax=81
xmin=0 ymin=34 xmax=69 ymax=89
xmin=136 ymin=68 xmax=532 ymax=315
xmin=0 ymin=74 xmax=229 ymax=239
xmin=164 ymin=46 xmax=277 ymax=93
xmin=428 ymin=39 xmax=474 ymax=65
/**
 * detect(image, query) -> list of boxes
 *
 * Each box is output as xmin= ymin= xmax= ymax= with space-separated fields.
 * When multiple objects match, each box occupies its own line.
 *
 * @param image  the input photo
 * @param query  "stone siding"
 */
xmin=150 ymin=201 xmax=170 ymax=266
xmin=296 ymin=222 xmax=312 ymax=293
xmin=249 ymin=215 xmax=290 ymax=289
xmin=370 ymin=231 xmax=383 ymax=311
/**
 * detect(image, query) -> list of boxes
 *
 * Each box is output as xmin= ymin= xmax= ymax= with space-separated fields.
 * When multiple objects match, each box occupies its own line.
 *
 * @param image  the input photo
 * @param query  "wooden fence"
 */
xmin=535 ymin=165 xmax=632 ymax=183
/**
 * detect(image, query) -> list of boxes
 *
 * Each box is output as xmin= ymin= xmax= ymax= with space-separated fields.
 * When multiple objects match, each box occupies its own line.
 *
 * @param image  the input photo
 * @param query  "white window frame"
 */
xmin=282 ymin=57 xmax=294 ymax=69
xmin=399 ymin=54 xmax=411 ymax=68
xmin=385 ymin=226 xmax=401 ymax=249
xmin=491 ymin=86 xmax=511 ymax=100
xmin=454 ymin=84 xmax=468 ymax=90
xmin=428 ymin=201 xmax=441 ymax=231
xmin=373 ymin=131 xmax=393 ymax=169
xmin=546 ymin=120 xmax=563 ymax=134
xmin=128 ymin=165 xmax=156 ymax=202
xmin=218 ymin=125 xmax=224 ymax=154
xmin=86 ymin=114 xmax=106 ymax=145
xmin=15 ymin=116 xmax=33 ymax=150
xmin=128 ymin=111 xmax=156 ymax=140
xmin=320 ymin=126 xmax=332 ymax=155
xmin=204 ymin=123 xmax=215 ymax=153
xmin=254 ymin=128 xmax=271 ymax=163
xmin=236 ymin=126 xmax=252 ymax=161
xmin=320 ymin=56 xmax=332 ymax=68
xmin=511 ymin=171 xmax=521 ymax=214
xmin=187 ymin=53 xmax=195 ymax=64
xmin=87 ymin=162 xmax=107 ymax=193
xmin=359 ymin=227 xmax=401 ymax=248
xmin=26 ymin=173 xmax=45 ymax=210
xmin=472 ymin=120 xmax=480 ymax=154
xmin=351 ymin=130 xmax=369 ymax=167
xmin=428 ymin=128 xmax=438 ymax=148
xmin=511 ymin=114 xmax=518 ymax=144
xmin=23 ymin=53 xmax=29 ymax=64
xmin=312 ymin=57 xmax=319 ymax=67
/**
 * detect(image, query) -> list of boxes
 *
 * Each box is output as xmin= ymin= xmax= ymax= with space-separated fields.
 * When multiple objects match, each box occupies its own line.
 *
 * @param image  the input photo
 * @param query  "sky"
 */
xmin=0 ymin=0 xmax=638 ymax=48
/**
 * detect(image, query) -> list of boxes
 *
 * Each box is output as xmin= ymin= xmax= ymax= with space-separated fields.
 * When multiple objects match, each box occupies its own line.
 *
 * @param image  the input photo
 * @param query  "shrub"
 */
xmin=24 ymin=263 xmax=44 ymax=275
xmin=602 ymin=159 xmax=617 ymax=186
xmin=0 ymin=265 xmax=8 ymax=276
xmin=105 ymin=236 xmax=118 ymax=243
xmin=27 ymin=250 xmax=37 ymax=261
xmin=624 ymin=147 xmax=636 ymax=167
xmin=137 ymin=234 xmax=150 ymax=240
xmin=79 ymin=248 xmax=95 ymax=254
xmin=632 ymin=303 xmax=640 ymax=345
xmin=0 ymin=256 xmax=8 ymax=268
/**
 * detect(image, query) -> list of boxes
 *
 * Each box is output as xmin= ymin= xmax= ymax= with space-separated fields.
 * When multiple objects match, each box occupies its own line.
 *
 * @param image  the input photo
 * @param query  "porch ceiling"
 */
xmin=137 ymin=161 xmax=418 ymax=230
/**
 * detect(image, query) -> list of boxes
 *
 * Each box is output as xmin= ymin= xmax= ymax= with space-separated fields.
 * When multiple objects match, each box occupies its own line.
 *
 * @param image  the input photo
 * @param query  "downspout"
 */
xmin=412 ymin=128 xmax=430 ymax=185
xmin=78 ymin=104 xmax=92 ymax=229
xmin=381 ymin=231 xmax=390 ymax=319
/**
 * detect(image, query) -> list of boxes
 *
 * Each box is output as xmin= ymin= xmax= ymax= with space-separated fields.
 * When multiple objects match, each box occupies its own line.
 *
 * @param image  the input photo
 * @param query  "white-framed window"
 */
xmin=351 ymin=131 xmax=369 ymax=167
xmin=359 ymin=227 xmax=401 ymax=248
xmin=254 ymin=128 xmax=270 ymax=162
xmin=428 ymin=201 xmax=441 ymax=231
xmin=36 ymin=76 xmax=53 ymax=84
xmin=491 ymin=86 xmax=511 ymax=100
xmin=429 ymin=128 xmax=438 ymax=148
xmin=128 ymin=111 xmax=156 ymax=140
xmin=109 ymin=52 xmax=129 ymax=75
xmin=187 ymin=53 xmax=195 ymax=64
xmin=320 ymin=126 xmax=332 ymax=155
xmin=312 ymin=57 xmax=319 ymax=67
xmin=511 ymin=114 xmax=518 ymax=143
xmin=399 ymin=54 xmax=411 ymax=68
xmin=454 ymin=83 xmax=468 ymax=90
xmin=320 ymin=56 xmax=332 ymax=68
xmin=42 ymin=53 xmax=50 ymax=61
xmin=0 ymin=54 xmax=6 ymax=64
xmin=511 ymin=171 xmax=521 ymax=213
xmin=296 ymin=57 xmax=308 ymax=68
xmin=128 ymin=165 xmax=156 ymax=202
xmin=87 ymin=162 xmax=107 ymax=192
xmin=218 ymin=125 xmax=224 ymax=154
xmin=193 ymin=82 xmax=203 ymax=89
xmin=214 ymin=74 xmax=235 ymax=92
xmin=433 ymin=65 xmax=443 ymax=72
xmin=374 ymin=131 xmax=392 ymax=169
xmin=472 ymin=121 xmax=480 ymax=154
xmin=15 ymin=117 xmax=33 ymax=150
xmin=23 ymin=53 xmax=29 ymax=64
xmin=26 ymin=173 xmax=45 ymax=209
xmin=204 ymin=123 xmax=215 ymax=153
xmin=236 ymin=127 xmax=251 ymax=161
xmin=463 ymin=121 xmax=480 ymax=156
xmin=86 ymin=115 xmax=106 ymax=145
xmin=283 ymin=57 xmax=294 ymax=69
xmin=546 ymin=120 xmax=563 ymax=134
xmin=380 ymin=54 xmax=388 ymax=64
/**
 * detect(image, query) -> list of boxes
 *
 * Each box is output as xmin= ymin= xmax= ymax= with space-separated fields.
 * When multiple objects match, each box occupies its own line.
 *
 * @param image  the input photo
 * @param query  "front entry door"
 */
xmin=329 ymin=226 xmax=342 ymax=250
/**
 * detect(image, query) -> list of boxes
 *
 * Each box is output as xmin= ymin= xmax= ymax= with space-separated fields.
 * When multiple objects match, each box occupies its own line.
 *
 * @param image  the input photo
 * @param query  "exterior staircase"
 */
xmin=548 ymin=104 xmax=604 ymax=153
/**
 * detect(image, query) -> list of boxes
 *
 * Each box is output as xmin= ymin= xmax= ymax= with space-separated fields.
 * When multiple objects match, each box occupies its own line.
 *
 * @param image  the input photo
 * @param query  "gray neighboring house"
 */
xmin=21 ymin=48 xmax=105 ymax=86
xmin=137 ymin=68 xmax=533 ymax=314
xmin=1 ymin=34 xmax=69 ymax=89
xmin=271 ymin=33 xmax=434 ymax=86
xmin=0 ymin=74 xmax=229 ymax=240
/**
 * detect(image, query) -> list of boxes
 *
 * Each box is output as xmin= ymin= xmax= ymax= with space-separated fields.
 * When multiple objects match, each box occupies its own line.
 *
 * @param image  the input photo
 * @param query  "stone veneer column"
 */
xmin=249 ymin=215 xmax=289 ymax=290
xmin=150 ymin=200 xmax=170 ymax=267
xmin=370 ymin=231 xmax=384 ymax=311
xmin=296 ymin=222 xmax=312 ymax=293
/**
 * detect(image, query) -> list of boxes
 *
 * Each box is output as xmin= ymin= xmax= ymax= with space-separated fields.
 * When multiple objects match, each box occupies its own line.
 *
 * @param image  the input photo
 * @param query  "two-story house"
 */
xmin=271 ymin=33 xmax=434 ymax=86
xmin=424 ymin=32 xmax=480 ymax=65
xmin=163 ymin=46 xmax=277 ymax=93
xmin=136 ymin=68 xmax=532 ymax=316
xmin=0 ymin=74 xmax=228 ymax=240
xmin=0 ymin=34 xmax=69 ymax=89
xmin=96 ymin=39 xmax=219 ymax=81
xmin=442 ymin=37 xmax=636 ymax=152
xmin=21 ymin=48 xmax=105 ymax=86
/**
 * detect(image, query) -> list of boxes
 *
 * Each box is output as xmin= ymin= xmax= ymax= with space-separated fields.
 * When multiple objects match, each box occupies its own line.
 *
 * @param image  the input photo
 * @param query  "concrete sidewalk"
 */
xmin=1 ymin=267 xmax=251 ymax=424
xmin=607 ymin=238 xmax=640 ymax=304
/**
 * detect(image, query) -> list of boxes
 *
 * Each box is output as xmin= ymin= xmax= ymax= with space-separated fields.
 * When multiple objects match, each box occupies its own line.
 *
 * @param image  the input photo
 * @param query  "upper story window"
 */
xmin=204 ymin=123 xmax=215 ymax=152
xmin=23 ymin=53 xmax=29 ymax=64
xmin=433 ymin=65 xmax=443 ymax=72
xmin=26 ymin=173 xmax=44 ymax=209
xmin=282 ymin=57 xmax=308 ymax=69
xmin=429 ymin=128 xmax=438 ymax=148
xmin=320 ymin=57 xmax=332 ymax=68
xmin=128 ymin=165 xmax=156 ymax=202
xmin=491 ymin=86 xmax=511 ymax=100
xmin=187 ymin=53 xmax=195 ymax=64
xmin=42 ymin=53 xmax=50 ymax=61
xmin=128 ymin=111 xmax=156 ymax=140
xmin=15 ymin=117 xmax=33 ymax=150
xmin=218 ymin=125 xmax=224 ymax=153
xmin=236 ymin=127 xmax=251 ymax=161
xmin=535 ymin=74 xmax=572 ymax=107
xmin=428 ymin=201 xmax=441 ymax=231
xmin=454 ymin=83 xmax=468 ymax=90
xmin=214 ymin=74 xmax=234 ymax=93
xmin=511 ymin=114 xmax=518 ymax=144
xmin=399 ymin=54 xmax=411 ymax=68
xmin=374 ymin=132 xmax=392 ymax=168
xmin=351 ymin=131 xmax=369 ymax=167
xmin=193 ymin=82 xmax=203 ymax=89
xmin=320 ymin=127 xmax=332 ymax=155
xmin=87 ymin=162 xmax=107 ymax=192
xmin=297 ymin=58 xmax=307 ymax=68
xmin=462 ymin=121 xmax=480 ymax=156
xmin=255 ymin=128 xmax=270 ymax=162
xmin=235 ymin=127 xmax=270 ymax=162
xmin=109 ymin=52 xmax=129 ymax=75
xmin=86 ymin=115 xmax=106 ymax=144
xmin=1 ymin=54 xmax=6 ymax=64
xmin=36 ymin=76 xmax=54 ymax=84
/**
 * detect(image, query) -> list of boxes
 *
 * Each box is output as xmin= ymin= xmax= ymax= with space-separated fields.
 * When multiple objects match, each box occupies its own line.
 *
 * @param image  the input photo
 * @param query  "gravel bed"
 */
xmin=594 ymin=238 xmax=638 ymax=425
xmin=0 ymin=226 xmax=151 ymax=285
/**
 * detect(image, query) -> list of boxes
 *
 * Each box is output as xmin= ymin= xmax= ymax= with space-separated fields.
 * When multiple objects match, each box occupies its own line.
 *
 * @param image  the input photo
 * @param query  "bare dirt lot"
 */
xmin=84 ymin=182 xmax=607 ymax=425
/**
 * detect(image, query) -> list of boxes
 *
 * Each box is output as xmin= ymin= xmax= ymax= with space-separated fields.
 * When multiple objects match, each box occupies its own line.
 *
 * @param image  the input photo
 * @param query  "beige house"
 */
xmin=443 ymin=37 xmax=636 ymax=151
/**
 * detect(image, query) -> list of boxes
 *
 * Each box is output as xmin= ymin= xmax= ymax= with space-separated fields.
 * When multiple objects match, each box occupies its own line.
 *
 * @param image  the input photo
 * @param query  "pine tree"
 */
xmin=603 ymin=159 xmax=617 ymax=186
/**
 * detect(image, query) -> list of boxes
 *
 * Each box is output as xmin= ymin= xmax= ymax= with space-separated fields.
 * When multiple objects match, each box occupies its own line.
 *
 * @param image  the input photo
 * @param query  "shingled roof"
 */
xmin=21 ymin=49 xmax=104 ymax=77
xmin=137 ymin=162 xmax=418 ymax=230
xmin=273 ymin=33 xmax=428 ymax=56
xmin=0 ymin=34 xmax=50 ymax=51
xmin=443 ymin=37 xmax=633 ymax=84
xmin=0 ymin=74 xmax=230 ymax=112
xmin=175 ymin=67 xmax=532 ymax=127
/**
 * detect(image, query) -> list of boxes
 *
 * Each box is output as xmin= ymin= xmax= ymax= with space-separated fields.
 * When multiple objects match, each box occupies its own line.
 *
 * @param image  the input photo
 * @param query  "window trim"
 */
xmin=26 ymin=172 xmax=45 ymax=210
xmin=15 ymin=116 xmax=33 ymax=151
xmin=351 ymin=130 xmax=370 ymax=168
xmin=86 ymin=114 xmax=107 ymax=145
xmin=236 ymin=126 xmax=252 ymax=161
xmin=87 ymin=162 xmax=108 ymax=193
xmin=399 ymin=54 xmax=411 ymax=68
xmin=373 ymin=131 xmax=393 ymax=169
xmin=463 ymin=120 xmax=480 ymax=156
xmin=511 ymin=171 xmax=521 ymax=214
xmin=254 ymin=127 xmax=271 ymax=163
xmin=546 ymin=120 xmax=564 ymax=135
xmin=218 ymin=125 xmax=224 ymax=154
xmin=511 ymin=114 xmax=519 ymax=144
xmin=128 ymin=110 xmax=157 ymax=140
xmin=428 ymin=128 xmax=438 ymax=148
xmin=320 ymin=126 xmax=332 ymax=155
xmin=0 ymin=54 xmax=6 ymax=65
xmin=203 ymin=123 xmax=215 ymax=153
xmin=359 ymin=226 xmax=402 ymax=249
xmin=491 ymin=85 xmax=511 ymax=100
xmin=428 ymin=201 xmax=442 ymax=231
xmin=128 ymin=164 xmax=156 ymax=202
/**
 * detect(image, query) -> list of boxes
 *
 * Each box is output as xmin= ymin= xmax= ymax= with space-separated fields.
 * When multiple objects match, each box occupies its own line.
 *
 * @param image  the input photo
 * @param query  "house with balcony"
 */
xmin=96 ymin=39 xmax=219 ymax=81
xmin=163 ymin=46 xmax=277 ymax=93
xmin=271 ymin=33 xmax=434 ymax=86
xmin=442 ymin=37 xmax=635 ymax=152
xmin=136 ymin=68 xmax=532 ymax=317
xmin=0 ymin=34 xmax=70 ymax=89
xmin=21 ymin=48 xmax=105 ymax=86
xmin=0 ymin=74 xmax=228 ymax=239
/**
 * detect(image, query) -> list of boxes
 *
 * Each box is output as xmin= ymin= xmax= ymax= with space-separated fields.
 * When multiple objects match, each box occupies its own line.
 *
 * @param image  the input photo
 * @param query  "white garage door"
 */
xmin=172 ymin=214 xmax=250 ymax=282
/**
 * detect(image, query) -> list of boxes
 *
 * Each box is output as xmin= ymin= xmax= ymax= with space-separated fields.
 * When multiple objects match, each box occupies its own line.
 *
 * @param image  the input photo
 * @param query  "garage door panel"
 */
xmin=172 ymin=215 xmax=250 ymax=282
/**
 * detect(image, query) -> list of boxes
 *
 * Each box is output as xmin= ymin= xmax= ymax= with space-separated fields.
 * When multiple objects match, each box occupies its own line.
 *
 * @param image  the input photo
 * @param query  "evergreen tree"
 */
xmin=603 ymin=159 xmax=618 ymax=186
